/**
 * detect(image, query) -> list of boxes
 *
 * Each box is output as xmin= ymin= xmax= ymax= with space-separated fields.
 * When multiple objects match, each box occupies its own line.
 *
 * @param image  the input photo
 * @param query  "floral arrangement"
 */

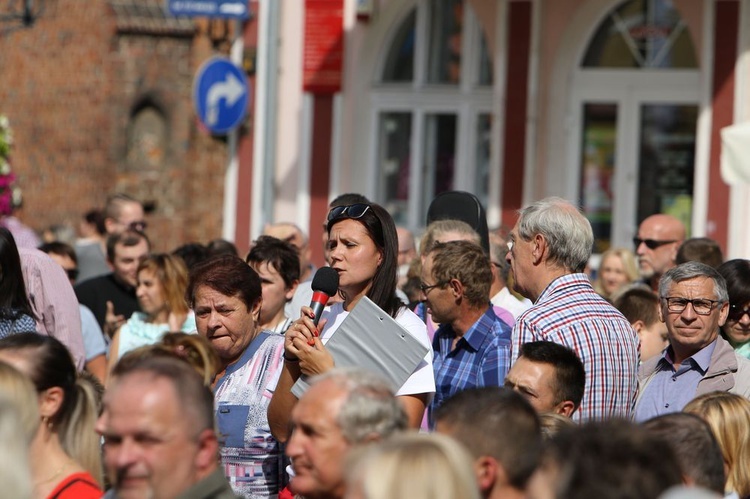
xmin=0 ymin=116 xmax=22 ymax=217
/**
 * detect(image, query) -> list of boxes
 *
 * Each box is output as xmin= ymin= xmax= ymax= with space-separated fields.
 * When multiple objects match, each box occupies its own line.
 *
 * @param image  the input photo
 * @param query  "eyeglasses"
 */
xmin=420 ymin=281 xmax=447 ymax=295
xmin=506 ymin=240 xmax=514 ymax=252
xmin=661 ymin=297 xmax=723 ymax=316
xmin=728 ymin=304 xmax=750 ymax=322
xmin=633 ymin=238 xmax=676 ymax=250
xmin=128 ymin=221 xmax=148 ymax=232
xmin=327 ymin=204 xmax=370 ymax=222
xmin=66 ymin=268 xmax=79 ymax=280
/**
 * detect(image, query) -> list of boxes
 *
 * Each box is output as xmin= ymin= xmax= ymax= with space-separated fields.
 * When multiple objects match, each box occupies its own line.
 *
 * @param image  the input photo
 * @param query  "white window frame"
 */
xmin=569 ymin=69 xmax=701 ymax=247
xmin=368 ymin=1 xmax=494 ymax=231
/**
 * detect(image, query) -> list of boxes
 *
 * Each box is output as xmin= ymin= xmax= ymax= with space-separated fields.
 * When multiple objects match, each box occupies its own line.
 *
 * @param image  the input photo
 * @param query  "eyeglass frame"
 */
xmin=661 ymin=296 xmax=724 ymax=316
xmin=420 ymin=280 xmax=449 ymax=295
xmin=327 ymin=204 xmax=371 ymax=222
xmin=633 ymin=238 xmax=677 ymax=250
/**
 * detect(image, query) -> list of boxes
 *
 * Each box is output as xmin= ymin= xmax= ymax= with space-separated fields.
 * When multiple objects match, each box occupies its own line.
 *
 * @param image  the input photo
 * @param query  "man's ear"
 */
xmin=450 ymin=278 xmax=464 ymax=299
xmin=631 ymin=320 xmax=645 ymax=334
xmin=531 ymin=234 xmax=546 ymax=265
xmin=194 ymin=428 xmax=219 ymax=471
xmin=553 ymin=400 xmax=576 ymax=418
xmin=103 ymin=217 xmax=117 ymax=236
xmin=474 ymin=456 xmax=500 ymax=494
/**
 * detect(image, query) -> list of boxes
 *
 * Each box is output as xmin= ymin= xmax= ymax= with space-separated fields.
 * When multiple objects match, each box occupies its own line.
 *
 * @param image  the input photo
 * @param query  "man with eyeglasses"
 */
xmin=634 ymin=214 xmax=686 ymax=293
xmin=422 ymin=240 xmax=512 ymax=428
xmin=76 ymin=193 xmax=147 ymax=282
xmin=634 ymin=261 xmax=750 ymax=422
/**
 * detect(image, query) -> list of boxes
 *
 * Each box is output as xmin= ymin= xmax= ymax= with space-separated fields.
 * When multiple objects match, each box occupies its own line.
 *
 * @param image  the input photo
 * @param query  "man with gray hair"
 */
xmin=635 ymin=262 xmax=750 ymax=421
xmin=97 ymin=356 xmax=239 ymax=498
xmin=285 ymin=368 xmax=407 ymax=499
xmin=507 ymin=197 xmax=639 ymax=421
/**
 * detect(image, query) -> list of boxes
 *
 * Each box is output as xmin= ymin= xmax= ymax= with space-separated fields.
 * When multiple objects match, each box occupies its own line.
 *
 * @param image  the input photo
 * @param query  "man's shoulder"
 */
xmin=176 ymin=469 xmax=241 ymax=499
xmin=75 ymin=274 xmax=113 ymax=296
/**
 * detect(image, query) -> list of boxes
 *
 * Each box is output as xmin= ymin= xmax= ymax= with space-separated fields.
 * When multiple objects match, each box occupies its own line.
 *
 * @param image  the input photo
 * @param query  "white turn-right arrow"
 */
xmin=206 ymin=72 xmax=246 ymax=126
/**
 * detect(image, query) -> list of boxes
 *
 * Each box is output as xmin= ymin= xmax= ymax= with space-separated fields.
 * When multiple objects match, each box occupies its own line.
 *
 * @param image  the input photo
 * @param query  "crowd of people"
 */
xmin=0 ymin=190 xmax=748 ymax=499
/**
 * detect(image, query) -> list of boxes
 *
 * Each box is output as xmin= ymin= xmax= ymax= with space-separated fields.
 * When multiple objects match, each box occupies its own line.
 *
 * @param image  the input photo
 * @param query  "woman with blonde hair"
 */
xmin=593 ymin=247 xmax=639 ymax=301
xmin=108 ymin=253 xmax=196 ymax=370
xmin=684 ymin=392 xmax=750 ymax=498
xmin=345 ymin=433 xmax=480 ymax=499
xmin=0 ymin=334 xmax=102 ymax=498
xmin=0 ymin=361 xmax=40 ymax=499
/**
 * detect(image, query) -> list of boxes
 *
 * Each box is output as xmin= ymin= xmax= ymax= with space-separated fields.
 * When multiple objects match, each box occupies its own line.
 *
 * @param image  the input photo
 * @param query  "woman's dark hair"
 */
xmin=187 ymin=255 xmax=262 ymax=312
xmin=0 ymin=333 xmax=77 ymax=418
xmin=327 ymin=203 xmax=401 ymax=318
xmin=718 ymin=259 xmax=750 ymax=340
xmin=718 ymin=259 xmax=750 ymax=308
xmin=246 ymin=235 xmax=300 ymax=288
xmin=0 ymin=228 xmax=36 ymax=321
xmin=84 ymin=209 xmax=106 ymax=236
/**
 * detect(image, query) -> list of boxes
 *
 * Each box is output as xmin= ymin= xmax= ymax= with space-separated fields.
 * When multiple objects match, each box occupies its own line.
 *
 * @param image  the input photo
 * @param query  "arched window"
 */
xmin=582 ymin=0 xmax=697 ymax=68
xmin=573 ymin=0 xmax=699 ymax=252
xmin=372 ymin=0 xmax=493 ymax=228
xmin=126 ymin=104 xmax=167 ymax=172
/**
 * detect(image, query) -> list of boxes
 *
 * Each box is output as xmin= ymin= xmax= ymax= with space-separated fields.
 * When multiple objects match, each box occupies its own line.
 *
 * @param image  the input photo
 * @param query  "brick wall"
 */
xmin=0 ymin=0 xmax=233 ymax=252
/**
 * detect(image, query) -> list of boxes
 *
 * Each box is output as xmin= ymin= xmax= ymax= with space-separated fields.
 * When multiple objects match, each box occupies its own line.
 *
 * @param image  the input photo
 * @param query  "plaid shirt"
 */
xmin=512 ymin=273 xmax=639 ymax=422
xmin=429 ymin=306 xmax=512 ymax=427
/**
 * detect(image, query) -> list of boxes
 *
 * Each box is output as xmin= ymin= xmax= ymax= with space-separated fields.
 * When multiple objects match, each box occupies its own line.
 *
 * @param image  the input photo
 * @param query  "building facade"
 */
xmin=243 ymin=0 xmax=750 ymax=267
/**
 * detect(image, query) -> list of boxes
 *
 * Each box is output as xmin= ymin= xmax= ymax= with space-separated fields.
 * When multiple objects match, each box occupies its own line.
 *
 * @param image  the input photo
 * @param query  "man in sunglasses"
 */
xmin=634 ymin=262 xmax=750 ymax=422
xmin=634 ymin=214 xmax=685 ymax=293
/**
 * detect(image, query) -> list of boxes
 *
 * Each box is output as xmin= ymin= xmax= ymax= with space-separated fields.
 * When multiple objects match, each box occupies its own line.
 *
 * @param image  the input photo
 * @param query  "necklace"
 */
xmin=35 ymin=460 xmax=70 ymax=486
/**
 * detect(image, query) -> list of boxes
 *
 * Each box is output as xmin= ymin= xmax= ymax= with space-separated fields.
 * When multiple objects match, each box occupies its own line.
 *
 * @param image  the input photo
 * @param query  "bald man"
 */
xmin=263 ymin=222 xmax=314 ymax=282
xmin=634 ymin=214 xmax=686 ymax=292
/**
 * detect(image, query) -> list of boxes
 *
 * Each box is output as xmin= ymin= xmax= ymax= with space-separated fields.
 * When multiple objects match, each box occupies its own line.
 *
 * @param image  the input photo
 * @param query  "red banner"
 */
xmin=303 ymin=0 xmax=344 ymax=94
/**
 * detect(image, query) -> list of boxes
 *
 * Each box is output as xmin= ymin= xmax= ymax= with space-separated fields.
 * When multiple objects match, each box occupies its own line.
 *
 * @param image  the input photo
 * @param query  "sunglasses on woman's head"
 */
xmin=327 ymin=204 xmax=371 ymax=222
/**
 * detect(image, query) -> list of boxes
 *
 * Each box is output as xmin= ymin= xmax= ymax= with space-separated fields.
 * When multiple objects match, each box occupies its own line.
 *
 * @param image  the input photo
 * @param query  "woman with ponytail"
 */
xmin=0 ymin=333 xmax=102 ymax=498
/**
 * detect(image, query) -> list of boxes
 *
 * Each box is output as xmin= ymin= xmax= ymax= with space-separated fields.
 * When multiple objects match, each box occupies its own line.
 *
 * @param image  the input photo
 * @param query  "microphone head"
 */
xmin=311 ymin=267 xmax=339 ymax=296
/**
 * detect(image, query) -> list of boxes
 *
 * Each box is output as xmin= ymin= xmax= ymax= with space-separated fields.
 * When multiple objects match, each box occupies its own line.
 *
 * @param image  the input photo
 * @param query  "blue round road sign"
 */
xmin=193 ymin=57 xmax=250 ymax=134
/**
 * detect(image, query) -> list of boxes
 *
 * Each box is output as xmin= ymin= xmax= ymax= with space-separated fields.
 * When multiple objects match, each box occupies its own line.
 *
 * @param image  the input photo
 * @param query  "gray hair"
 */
xmin=517 ymin=197 xmax=593 ymax=273
xmin=310 ymin=368 xmax=407 ymax=443
xmin=659 ymin=261 xmax=728 ymax=303
xmin=420 ymin=220 xmax=480 ymax=257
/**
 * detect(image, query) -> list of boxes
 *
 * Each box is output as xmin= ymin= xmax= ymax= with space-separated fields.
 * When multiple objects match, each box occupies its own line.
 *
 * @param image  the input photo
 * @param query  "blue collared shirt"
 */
xmin=634 ymin=339 xmax=718 ymax=422
xmin=429 ymin=306 xmax=511 ymax=428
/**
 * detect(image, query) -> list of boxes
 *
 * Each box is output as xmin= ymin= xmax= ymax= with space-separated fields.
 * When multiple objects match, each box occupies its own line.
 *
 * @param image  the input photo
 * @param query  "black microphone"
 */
xmin=310 ymin=267 xmax=339 ymax=326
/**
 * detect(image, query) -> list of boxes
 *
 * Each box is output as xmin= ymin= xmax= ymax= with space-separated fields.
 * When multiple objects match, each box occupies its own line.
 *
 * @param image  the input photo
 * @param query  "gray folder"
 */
xmin=290 ymin=296 xmax=429 ymax=397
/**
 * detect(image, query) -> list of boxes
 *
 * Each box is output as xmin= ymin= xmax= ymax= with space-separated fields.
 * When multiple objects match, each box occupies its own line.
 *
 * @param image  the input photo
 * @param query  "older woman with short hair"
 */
xmin=188 ymin=255 xmax=286 ymax=498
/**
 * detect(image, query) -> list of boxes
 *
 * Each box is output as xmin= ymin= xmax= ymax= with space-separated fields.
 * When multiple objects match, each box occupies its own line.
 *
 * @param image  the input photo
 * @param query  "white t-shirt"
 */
xmin=319 ymin=302 xmax=436 ymax=397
